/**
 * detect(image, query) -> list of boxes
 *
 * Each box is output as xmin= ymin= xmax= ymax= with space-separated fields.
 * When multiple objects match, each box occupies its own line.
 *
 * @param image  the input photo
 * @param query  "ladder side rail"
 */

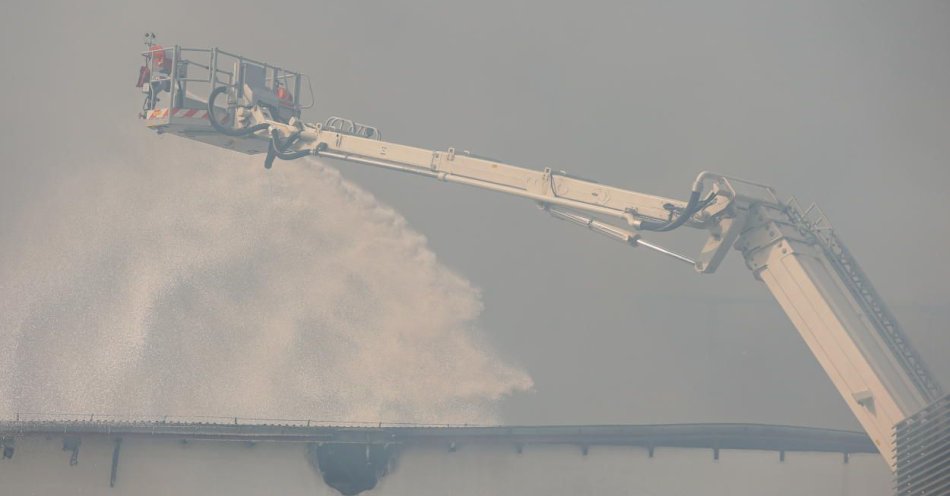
xmin=788 ymin=204 xmax=944 ymax=403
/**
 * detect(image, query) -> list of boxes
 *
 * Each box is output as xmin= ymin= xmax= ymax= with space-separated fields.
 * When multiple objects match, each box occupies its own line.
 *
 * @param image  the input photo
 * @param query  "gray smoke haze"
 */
xmin=1 ymin=0 xmax=948 ymax=436
xmin=0 ymin=137 xmax=531 ymax=422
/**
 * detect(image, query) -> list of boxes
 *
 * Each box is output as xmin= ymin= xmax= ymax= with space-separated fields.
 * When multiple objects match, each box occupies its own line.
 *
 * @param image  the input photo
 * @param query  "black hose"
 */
xmin=270 ymin=130 xmax=310 ymax=159
xmin=275 ymin=130 xmax=302 ymax=151
xmin=264 ymin=145 xmax=277 ymax=170
xmin=638 ymin=190 xmax=702 ymax=232
xmin=263 ymin=129 xmax=311 ymax=169
xmin=207 ymin=85 xmax=270 ymax=137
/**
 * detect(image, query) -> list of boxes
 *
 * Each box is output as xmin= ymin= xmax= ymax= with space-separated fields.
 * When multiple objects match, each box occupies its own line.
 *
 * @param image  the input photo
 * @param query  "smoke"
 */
xmin=0 ymin=136 xmax=532 ymax=424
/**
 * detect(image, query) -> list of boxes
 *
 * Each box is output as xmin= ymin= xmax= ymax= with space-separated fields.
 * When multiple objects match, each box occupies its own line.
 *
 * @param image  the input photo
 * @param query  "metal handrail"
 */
xmin=215 ymin=48 xmax=300 ymax=76
xmin=140 ymin=43 xmax=306 ymax=112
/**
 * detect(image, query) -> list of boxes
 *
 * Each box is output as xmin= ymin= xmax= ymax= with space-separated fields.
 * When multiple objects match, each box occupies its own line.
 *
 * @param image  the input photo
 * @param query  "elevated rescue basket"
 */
xmin=137 ymin=34 xmax=307 ymax=155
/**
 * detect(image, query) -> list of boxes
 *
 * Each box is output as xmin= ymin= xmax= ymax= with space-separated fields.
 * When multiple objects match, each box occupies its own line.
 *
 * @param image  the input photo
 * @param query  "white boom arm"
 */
xmin=137 ymin=42 xmax=944 ymax=469
xmin=241 ymin=110 xmax=944 ymax=468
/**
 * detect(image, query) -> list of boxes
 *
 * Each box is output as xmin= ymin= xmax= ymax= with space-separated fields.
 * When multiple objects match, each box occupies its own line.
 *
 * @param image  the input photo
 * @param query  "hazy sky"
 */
xmin=1 ymin=1 xmax=948 ymax=432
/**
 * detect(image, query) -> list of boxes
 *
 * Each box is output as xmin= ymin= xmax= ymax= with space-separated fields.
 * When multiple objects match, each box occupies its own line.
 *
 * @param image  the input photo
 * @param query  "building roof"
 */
xmin=0 ymin=420 xmax=877 ymax=454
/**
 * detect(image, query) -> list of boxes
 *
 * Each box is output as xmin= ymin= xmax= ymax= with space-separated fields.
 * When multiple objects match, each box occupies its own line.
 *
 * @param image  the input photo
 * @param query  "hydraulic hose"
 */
xmin=638 ymin=171 xmax=715 ymax=232
xmin=638 ymin=190 xmax=702 ymax=232
xmin=207 ymin=85 xmax=270 ymax=137
xmin=264 ymin=129 xmax=311 ymax=169
xmin=274 ymin=129 xmax=302 ymax=151
xmin=271 ymin=129 xmax=310 ymax=159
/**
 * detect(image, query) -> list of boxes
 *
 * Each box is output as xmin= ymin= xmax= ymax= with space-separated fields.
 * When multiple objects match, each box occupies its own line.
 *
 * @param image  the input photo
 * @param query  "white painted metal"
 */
xmin=265 ymin=117 xmax=941 ymax=470
xmin=736 ymin=204 xmax=935 ymax=469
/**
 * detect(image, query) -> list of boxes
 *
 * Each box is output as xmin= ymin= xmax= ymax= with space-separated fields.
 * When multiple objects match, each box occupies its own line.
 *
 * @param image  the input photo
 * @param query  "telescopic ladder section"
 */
xmin=736 ymin=200 xmax=943 ymax=469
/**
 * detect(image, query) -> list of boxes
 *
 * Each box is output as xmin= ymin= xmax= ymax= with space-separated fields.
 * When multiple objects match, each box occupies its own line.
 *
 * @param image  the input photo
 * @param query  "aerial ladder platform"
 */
xmin=137 ymin=37 xmax=948 ymax=493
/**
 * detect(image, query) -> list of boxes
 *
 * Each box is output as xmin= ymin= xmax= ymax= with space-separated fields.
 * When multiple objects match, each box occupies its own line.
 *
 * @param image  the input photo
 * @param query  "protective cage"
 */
xmin=894 ymin=394 xmax=950 ymax=496
xmin=139 ymin=44 xmax=305 ymax=155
